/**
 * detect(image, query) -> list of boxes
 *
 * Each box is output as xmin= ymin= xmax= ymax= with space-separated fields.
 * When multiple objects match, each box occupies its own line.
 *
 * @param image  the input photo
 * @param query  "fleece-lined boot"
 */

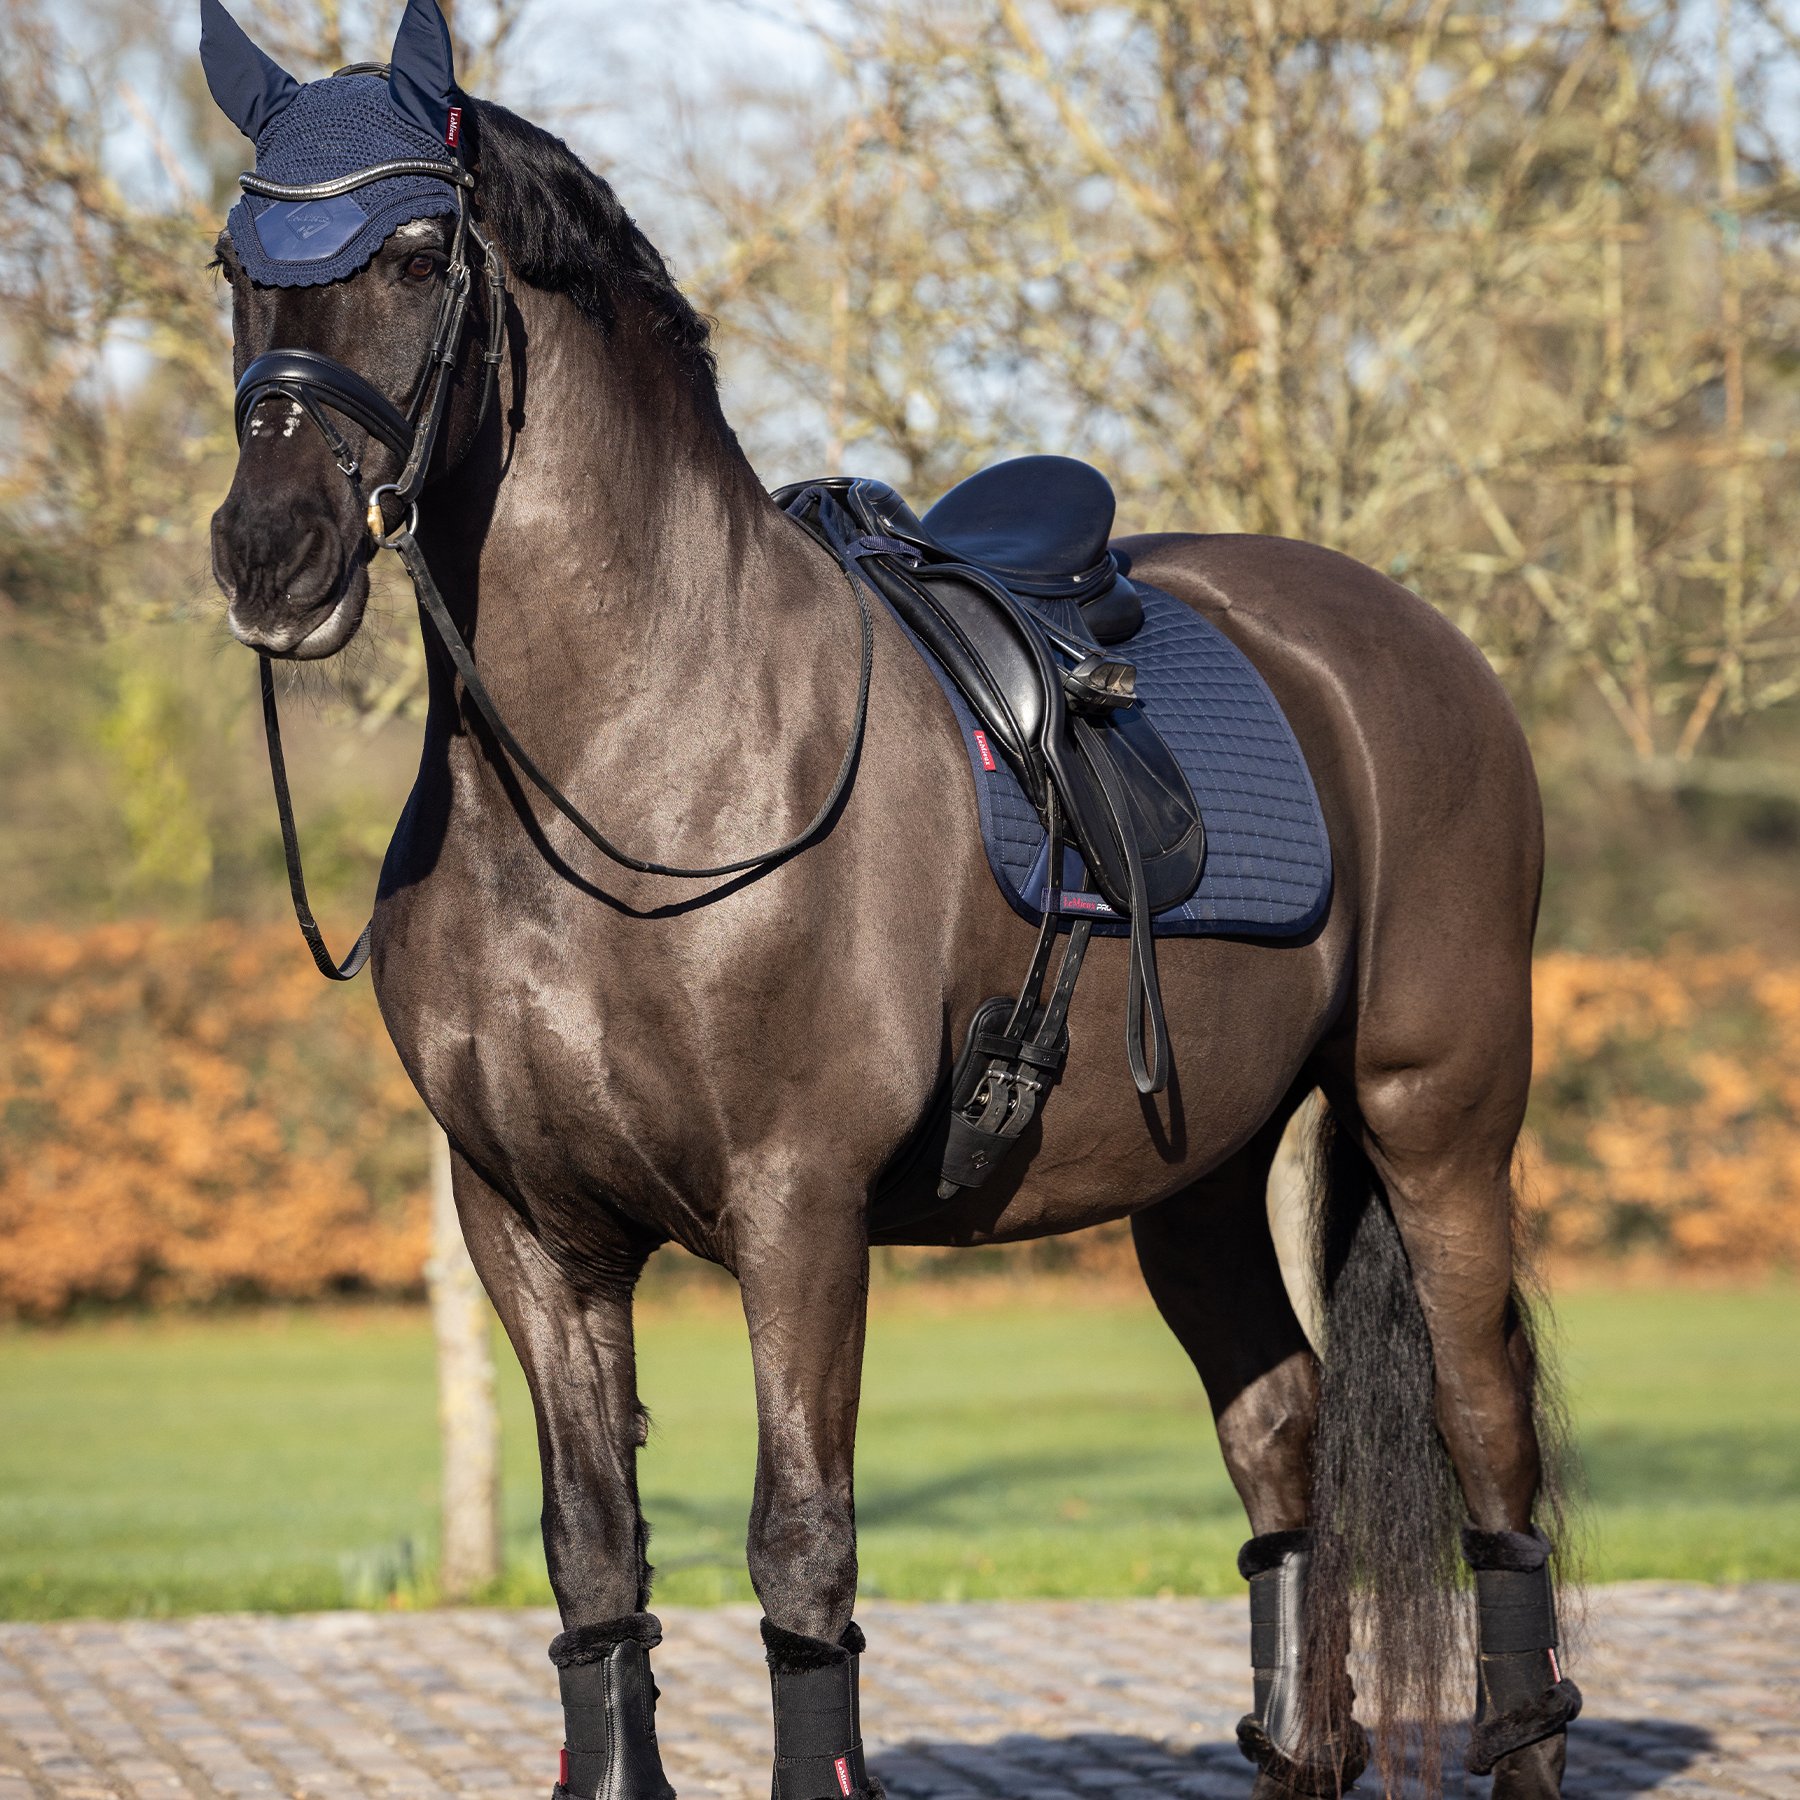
xmin=548 ymin=1613 xmax=676 ymax=1800
xmin=762 ymin=1619 xmax=882 ymax=1800
xmin=1235 ymin=1531 xmax=1369 ymax=1797
xmin=1462 ymin=1527 xmax=1582 ymax=1777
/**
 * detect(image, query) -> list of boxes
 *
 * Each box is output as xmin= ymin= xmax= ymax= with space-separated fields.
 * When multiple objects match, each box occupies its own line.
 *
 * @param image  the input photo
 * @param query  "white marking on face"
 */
xmin=394 ymin=219 xmax=438 ymax=240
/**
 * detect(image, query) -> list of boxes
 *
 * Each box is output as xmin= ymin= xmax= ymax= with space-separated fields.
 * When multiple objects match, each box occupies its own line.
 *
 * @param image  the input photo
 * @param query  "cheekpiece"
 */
xmin=200 ymin=0 xmax=465 ymax=288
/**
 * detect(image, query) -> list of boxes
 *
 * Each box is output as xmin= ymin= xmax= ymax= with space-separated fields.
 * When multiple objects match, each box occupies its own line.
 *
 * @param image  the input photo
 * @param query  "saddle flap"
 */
xmin=1079 ymin=578 xmax=1144 ymax=646
xmin=1048 ymin=706 xmax=1205 ymax=918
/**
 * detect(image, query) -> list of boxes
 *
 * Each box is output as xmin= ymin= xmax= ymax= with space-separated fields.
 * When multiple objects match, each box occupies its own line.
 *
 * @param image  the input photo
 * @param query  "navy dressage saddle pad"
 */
xmin=900 ymin=581 xmax=1332 ymax=938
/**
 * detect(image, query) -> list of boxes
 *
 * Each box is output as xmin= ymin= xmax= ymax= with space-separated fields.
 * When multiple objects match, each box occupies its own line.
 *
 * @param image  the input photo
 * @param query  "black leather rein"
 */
xmin=236 ymin=138 xmax=874 ymax=982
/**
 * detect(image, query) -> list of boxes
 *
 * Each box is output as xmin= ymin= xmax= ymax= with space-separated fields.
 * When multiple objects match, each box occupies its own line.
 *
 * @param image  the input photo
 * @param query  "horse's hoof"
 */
xmin=1489 ymin=1730 xmax=1568 ymax=1800
xmin=1238 ymin=1713 xmax=1369 ymax=1795
xmin=1249 ymin=1769 xmax=1347 ymax=1800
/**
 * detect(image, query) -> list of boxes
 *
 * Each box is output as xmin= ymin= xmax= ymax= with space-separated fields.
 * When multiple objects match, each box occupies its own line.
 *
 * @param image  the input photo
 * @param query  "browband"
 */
xmin=239 ymin=159 xmax=473 ymax=203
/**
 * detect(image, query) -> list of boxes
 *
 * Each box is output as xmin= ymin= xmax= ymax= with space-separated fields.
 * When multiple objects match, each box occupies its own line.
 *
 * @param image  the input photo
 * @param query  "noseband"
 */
xmin=235 ymin=92 xmax=874 ymax=983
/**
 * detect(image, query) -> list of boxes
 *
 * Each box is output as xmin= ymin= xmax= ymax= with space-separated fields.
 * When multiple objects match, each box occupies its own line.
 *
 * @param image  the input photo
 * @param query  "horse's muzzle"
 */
xmin=211 ymin=487 xmax=370 ymax=659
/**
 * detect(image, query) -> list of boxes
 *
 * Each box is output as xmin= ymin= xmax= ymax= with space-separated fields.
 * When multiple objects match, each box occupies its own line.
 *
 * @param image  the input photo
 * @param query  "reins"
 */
xmin=236 ymin=115 xmax=874 ymax=982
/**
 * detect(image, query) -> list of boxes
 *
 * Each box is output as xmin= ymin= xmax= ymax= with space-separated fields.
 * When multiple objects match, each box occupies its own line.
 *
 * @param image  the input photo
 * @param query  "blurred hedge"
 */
xmin=2 ymin=923 xmax=1796 ymax=1319
xmin=1526 ymin=949 xmax=1800 ymax=1268
xmin=0 ymin=921 xmax=426 ymax=1317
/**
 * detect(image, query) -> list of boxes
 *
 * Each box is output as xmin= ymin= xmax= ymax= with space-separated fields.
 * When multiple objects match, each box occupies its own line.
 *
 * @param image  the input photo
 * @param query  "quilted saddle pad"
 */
xmin=900 ymin=580 xmax=1332 ymax=939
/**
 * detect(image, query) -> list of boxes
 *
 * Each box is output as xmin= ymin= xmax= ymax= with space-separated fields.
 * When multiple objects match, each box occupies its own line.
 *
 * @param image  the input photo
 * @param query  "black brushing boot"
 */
xmin=1235 ymin=1531 xmax=1369 ymax=1798
xmin=548 ymin=1613 xmax=677 ymax=1800
xmin=1462 ymin=1528 xmax=1582 ymax=1796
xmin=762 ymin=1619 xmax=883 ymax=1800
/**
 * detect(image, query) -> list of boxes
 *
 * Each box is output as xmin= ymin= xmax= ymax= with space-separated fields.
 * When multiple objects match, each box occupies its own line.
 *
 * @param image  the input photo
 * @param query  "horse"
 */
xmin=202 ymin=7 xmax=1578 ymax=1799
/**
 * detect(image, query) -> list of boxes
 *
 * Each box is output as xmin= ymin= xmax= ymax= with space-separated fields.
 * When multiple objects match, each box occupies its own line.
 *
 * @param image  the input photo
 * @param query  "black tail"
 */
xmin=1299 ymin=1108 xmax=1463 ymax=1794
xmin=1298 ymin=1105 xmax=1579 ymax=1797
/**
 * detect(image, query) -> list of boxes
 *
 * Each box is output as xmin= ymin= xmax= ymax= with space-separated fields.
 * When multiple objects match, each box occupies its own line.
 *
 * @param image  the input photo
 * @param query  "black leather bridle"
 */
xmin=234 ymin=102 xmax=505 ymax=981
xmin=232 ymin=132 xmax=506 ymax=546
xmin=233 ymin=91 xmax=873 ymax=982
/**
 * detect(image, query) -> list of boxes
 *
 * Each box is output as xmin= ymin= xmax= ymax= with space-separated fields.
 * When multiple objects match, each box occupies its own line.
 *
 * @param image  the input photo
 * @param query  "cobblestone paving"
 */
xmin=1 ymin=1587 xmax=1794 ymax=1800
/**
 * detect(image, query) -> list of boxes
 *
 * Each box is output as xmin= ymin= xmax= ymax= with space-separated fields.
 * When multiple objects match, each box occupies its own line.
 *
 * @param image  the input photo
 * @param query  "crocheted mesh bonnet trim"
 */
xmin=228 ymin=76 xmax=461 ymax=289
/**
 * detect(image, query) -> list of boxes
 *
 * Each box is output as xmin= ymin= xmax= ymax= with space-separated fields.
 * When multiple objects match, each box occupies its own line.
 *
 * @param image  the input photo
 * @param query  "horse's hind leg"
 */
xmin=1132 ymin=1107 xmax=1316 ymax=1535
xmin=449 ymin=1149 xmax=675 ymax=1800
xmin=1130 ymin=1103 xmax=1366 ymax=1800
xmin=1321 ymin=956 xmax=1578 ymax=1799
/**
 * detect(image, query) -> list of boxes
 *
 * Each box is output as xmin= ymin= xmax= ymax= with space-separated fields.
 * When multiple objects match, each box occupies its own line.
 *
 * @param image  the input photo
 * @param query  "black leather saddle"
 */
xmin=776 ymin=457 xmax=1206 ymax=1204
xmin=922 ymin=456 xmax=1145 ymax=642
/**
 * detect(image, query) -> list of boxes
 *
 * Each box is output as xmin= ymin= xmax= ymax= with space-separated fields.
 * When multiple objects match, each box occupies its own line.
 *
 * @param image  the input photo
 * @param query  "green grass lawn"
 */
xmin=0 ymin=1285 xmax=1795 ymax=1619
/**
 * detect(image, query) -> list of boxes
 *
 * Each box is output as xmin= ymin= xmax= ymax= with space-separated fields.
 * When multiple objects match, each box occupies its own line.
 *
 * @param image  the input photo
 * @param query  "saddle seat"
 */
xmin=799 ymin=455 xmax=1145 ymax=647
xmin=920 ymin=456 xmax=1144 ymax=644
xmin=772 ymin=455 xmax=1200 ymax=915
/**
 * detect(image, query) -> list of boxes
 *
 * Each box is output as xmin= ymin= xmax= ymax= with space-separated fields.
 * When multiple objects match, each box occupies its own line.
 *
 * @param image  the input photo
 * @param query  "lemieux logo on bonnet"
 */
xmin=200 ymin=0 xmax=468 ymax=287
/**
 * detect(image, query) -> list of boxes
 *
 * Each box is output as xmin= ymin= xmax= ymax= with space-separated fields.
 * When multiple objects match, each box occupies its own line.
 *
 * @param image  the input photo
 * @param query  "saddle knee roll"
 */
xmin=549 ymin=1614 xmax=676 ymax=1800
xmin=763 ymin=1620 xmax=874 ymax=1800
xmin=1462 ymin=1527 xmax=1583 ymax=1775
xmin=1235 ymin=1530 xmax=1368 ymax=1795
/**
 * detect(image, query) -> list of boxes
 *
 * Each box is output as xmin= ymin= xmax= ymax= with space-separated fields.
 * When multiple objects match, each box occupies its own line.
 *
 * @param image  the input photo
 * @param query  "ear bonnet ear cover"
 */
xmin=200 ymin=0 xmax=299 ymax=140
xmin=201 ymin=0 xmax=465 ymax=290
xmin=388 ymin=0 xmax=461 ymax=144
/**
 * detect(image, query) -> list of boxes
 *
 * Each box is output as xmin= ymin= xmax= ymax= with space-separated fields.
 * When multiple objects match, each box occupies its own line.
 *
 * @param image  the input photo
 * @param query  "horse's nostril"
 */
xmin=276 ymin=529 xmax=336 ymax=602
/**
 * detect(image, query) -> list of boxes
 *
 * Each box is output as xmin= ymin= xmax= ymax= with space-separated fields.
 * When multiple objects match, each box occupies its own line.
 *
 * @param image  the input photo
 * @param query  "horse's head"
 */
xmin=203 ymin=0 xmax=494 ymax=659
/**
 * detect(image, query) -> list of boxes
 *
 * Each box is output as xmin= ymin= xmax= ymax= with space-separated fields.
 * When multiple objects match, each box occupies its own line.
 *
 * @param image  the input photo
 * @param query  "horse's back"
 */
xmin=1121 ymin=530 xmax=1542 ymax=1116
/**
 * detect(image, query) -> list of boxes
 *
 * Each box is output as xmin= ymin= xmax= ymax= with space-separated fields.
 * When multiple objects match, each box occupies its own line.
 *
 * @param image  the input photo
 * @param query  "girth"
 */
xmin=778 ymin=471 xmax=1206 ymax=1203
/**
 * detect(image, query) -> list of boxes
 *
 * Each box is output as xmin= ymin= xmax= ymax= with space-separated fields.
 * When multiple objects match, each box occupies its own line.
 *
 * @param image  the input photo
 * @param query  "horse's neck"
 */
xmin=419 ymin=287 xmax=848 ymax=855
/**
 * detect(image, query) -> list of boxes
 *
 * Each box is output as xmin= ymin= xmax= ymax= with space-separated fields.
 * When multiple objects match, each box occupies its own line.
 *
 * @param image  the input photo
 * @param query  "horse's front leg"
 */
xmin=449 ymin=1148 xmax=675 ymax=1800
xmin=737 ymin=1194 xmax=877 ymax=1800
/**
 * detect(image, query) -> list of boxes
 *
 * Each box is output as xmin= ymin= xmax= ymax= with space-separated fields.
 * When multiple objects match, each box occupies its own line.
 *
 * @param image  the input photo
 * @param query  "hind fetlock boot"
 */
xmin=548 ymin=1613 xmax=676 ymax=1800
xmin=1462 ymin=1528 xmax=1583 ymax=1800
xmin=762 ymin=1619 xmax=882 ymax=1800
xmin=1235 ymin=1531 xmax=1369 ymax=1798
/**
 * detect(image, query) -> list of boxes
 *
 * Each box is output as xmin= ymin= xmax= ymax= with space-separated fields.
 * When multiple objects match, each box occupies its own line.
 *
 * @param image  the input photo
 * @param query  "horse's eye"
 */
xmin=406 ymin=254 xmax=436 ymax=280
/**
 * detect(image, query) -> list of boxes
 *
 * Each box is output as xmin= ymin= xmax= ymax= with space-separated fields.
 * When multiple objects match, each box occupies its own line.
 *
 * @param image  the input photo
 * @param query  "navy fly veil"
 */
xmin=200 ymin=0 xmax=465 ymax=288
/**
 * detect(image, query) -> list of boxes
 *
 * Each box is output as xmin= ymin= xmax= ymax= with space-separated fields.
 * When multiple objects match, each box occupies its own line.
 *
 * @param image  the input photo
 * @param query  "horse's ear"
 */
xmin=199 ymin=0 xmax=299 ymax=142
xmin=389 ymin=0 xmax=462 ymax=147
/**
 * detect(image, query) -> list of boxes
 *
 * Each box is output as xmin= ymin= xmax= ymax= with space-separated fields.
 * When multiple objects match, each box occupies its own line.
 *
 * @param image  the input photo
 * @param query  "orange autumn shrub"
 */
xmin=1526 ymin=949 xmax=1800 ymax=1267
xmin=4 ymin=923 xmax=1797 ymax=1316
xmin=0 ymin=920 xmax=429 ymax=1317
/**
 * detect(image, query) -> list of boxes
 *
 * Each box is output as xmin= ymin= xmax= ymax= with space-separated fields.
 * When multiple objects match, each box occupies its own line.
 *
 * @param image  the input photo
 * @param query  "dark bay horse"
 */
xmin=205 ymin=15 xmax=1576 ymax=1799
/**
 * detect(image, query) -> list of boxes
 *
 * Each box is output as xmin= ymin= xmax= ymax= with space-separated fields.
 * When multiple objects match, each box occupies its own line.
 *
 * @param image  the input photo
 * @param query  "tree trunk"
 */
xmin=429 ymin=1126 xmax=501 ymax=1599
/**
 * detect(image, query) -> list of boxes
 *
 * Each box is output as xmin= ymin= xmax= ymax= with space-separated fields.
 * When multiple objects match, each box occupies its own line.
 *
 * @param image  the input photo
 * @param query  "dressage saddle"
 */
xmin=776 ymin=457 xmax=1206 ymax=1208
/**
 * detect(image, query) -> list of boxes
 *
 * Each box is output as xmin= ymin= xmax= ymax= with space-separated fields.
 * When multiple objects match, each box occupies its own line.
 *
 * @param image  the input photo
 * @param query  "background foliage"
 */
xmin=3 ymin=922 xmax=1797 ymax=1318
xmin=2 ymin=0 xmax=1799 ymax=1303
xmin=0 ymin=920 xmax=427 ymax=1317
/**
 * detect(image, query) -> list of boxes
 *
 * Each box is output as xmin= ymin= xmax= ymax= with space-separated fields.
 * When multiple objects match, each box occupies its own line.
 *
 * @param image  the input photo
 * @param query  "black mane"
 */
xmin=469 ymin=99 xmax=715 ymax=379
